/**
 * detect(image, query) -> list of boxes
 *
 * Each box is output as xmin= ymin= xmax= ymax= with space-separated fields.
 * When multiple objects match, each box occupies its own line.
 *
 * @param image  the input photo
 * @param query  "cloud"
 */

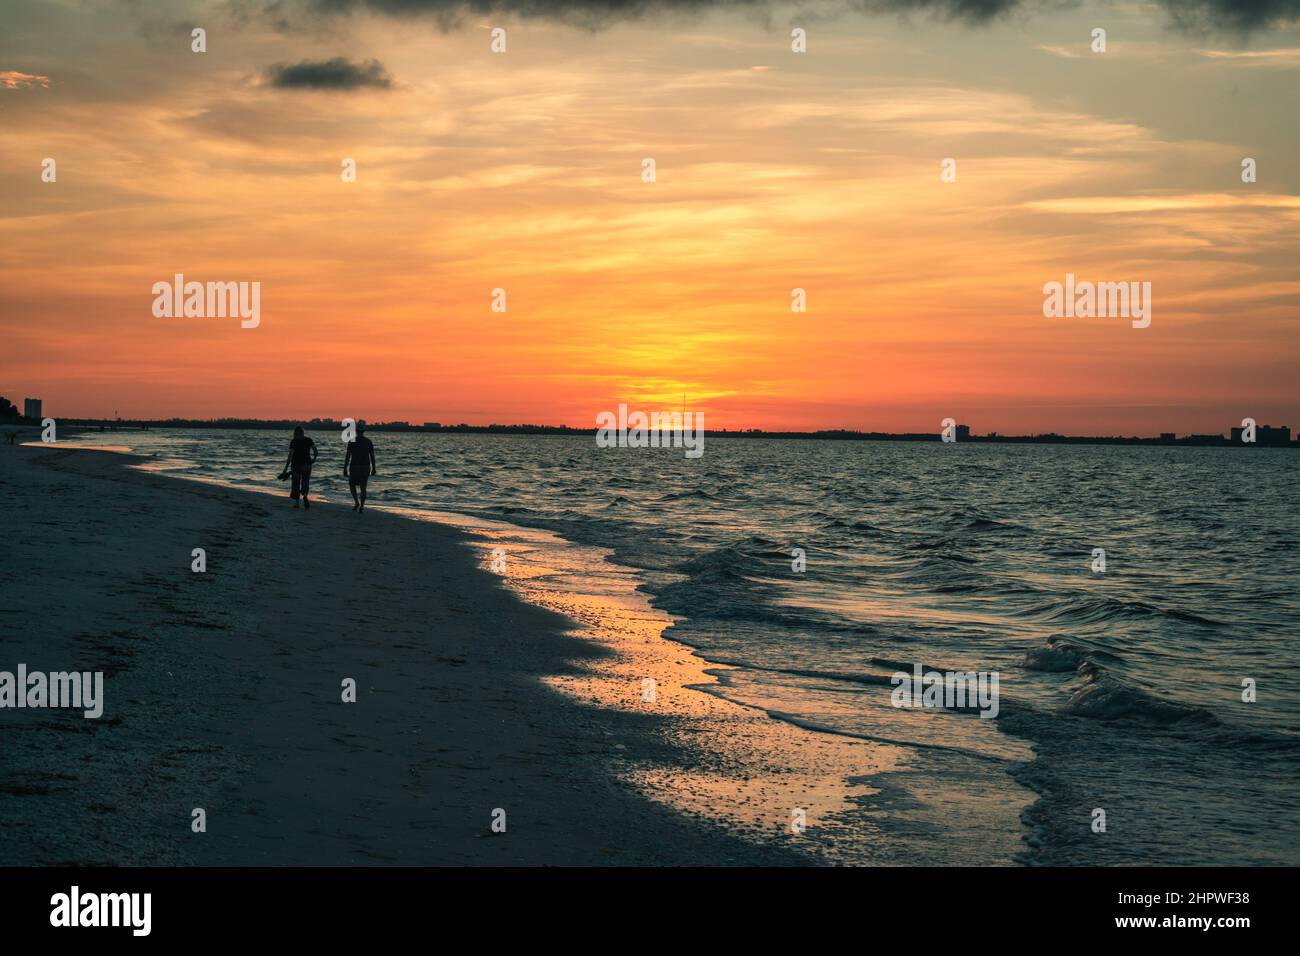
xmin=264 ymin=57 xmax=394 ymax=90
xmin=1197 ymin=46 xmax=1300 ymax=66
xmin=303 ymin=0 xmax=1300 ymax=31
xmin=1157 ymin=0 xmax=1300 ymax=31
xmin=1 ymin=71 xmax=51 ymax=90
xmin=1021 ymin=193 xmax=1300 ymax=214
xmin=1035 ymin=44 xmax=1083 ymax=58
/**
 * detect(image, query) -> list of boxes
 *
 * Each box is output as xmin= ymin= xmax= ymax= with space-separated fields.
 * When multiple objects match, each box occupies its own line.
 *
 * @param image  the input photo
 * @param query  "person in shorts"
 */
xmin=343 ymin=421 xmax=376 ymax=512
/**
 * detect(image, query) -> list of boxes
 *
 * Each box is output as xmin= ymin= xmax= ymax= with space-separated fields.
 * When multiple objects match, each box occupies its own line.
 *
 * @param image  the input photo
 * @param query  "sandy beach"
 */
xmin=0 ymin=443 xmax=825 ymax=866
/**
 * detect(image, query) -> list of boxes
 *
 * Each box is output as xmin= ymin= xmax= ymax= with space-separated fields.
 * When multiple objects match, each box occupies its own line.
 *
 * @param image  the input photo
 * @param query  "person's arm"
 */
xmin=369 ymin=443 xmax=376 ymax=475
xmin=283 ymin=443 xmax=294 ymax=472
xmin=308 ymin=438 xmax=318 ymax=464
xmin=343 ymin=443 xmax=352 ymax=475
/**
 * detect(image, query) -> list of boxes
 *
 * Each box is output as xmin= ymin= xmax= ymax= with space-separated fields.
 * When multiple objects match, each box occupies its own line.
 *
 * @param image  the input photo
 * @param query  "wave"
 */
xmin=934 ymin=509 xmax=1035 ymax=534
xmin=673 ymin=536 xmax=790 ymax=574
xmin=698 ymin=658 xmax=900 ymax=689
xmin=1062 ymin=673 xmax=1214 ymax=724
xmin=834 ymin=518 xmax=901 ymax=537
xmin=1021 ymin=637 xmax=1087 ymax=672
xmin=763 ymin=710 xmax=1016 ymax=764
xmin=654 ymin=488 xmax=720 ymax=502
xmin=1015 ymin=594 xmax=1225 ymax=628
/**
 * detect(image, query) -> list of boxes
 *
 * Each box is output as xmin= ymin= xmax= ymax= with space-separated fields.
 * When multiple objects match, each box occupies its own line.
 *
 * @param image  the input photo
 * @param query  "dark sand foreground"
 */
xmin=0 ymin=443 xmax=808 ymax=865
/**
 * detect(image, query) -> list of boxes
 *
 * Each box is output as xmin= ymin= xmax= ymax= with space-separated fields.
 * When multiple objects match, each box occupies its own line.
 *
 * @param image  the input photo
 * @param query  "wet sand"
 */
xmin=0 ymin=443 xmax=822 ymax=866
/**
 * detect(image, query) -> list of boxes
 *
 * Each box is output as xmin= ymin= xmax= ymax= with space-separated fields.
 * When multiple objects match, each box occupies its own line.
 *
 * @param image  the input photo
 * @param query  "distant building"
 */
xmin=956 ymin=424 xmax=971 ymax=441
xmin=23 ymin=398 xmax=42 ymax=420
xmin=422 ymin=422 xmax=442 ymax=430
xmin=1231 ymin=424 xmax=1291 ymax=446
xmin=1261 ymin=425 xmax=1290 ymax=446
xmin=1160 ymin=433 xmax=1176 ymax=444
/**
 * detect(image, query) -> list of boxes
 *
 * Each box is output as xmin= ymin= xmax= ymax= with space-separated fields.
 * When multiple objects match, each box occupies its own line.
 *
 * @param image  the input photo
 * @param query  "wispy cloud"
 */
xmin=1 ymin=71 xmax=50 ymax=90
xmin=1196 ymin=47 xmax=1300 ymax=67
xmin=1035 ymin=44 xmax=1085 ymax=59
xmin=1022 ymin=193 xmax=1300 ymax=214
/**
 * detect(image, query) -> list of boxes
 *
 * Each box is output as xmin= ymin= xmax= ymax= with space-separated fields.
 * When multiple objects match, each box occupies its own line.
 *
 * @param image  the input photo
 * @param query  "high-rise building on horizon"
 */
xmin=23 ymin=398 xmax=42 ymax=421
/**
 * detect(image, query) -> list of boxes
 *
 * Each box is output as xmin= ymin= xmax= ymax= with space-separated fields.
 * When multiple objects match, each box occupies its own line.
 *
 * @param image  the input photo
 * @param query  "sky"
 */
xmin=1 ymin=0 xmax=1298 ymax=434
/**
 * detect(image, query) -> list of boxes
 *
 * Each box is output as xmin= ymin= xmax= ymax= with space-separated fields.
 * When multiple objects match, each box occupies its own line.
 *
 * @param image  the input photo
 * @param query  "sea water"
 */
xmin=87 ymin=430 xmax=1300 ymax=865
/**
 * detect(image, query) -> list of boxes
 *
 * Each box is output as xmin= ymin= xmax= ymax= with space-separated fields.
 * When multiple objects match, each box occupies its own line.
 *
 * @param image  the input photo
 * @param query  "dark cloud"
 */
xmin=304 ymin=0 xmax=1300 ymax=30
xmin=1152 ymin=0 xmax=1300 ymax=31
xmin=265 ymin=56 xmax=393 ymax=90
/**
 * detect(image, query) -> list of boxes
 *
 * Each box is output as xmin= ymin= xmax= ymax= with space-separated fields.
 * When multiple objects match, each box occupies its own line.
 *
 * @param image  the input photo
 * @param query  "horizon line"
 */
xmin=15 ymin=415 xmax=1298 ymax=447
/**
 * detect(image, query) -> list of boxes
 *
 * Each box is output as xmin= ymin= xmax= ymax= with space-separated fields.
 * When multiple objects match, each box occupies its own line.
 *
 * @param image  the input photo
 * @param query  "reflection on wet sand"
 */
xmin=408 ymin=510 xmax=912 ymax=864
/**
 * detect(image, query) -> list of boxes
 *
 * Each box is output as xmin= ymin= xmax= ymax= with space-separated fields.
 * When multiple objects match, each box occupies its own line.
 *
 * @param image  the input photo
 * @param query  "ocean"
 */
xmin=73 ymin=428 xmax=1300 ymax=865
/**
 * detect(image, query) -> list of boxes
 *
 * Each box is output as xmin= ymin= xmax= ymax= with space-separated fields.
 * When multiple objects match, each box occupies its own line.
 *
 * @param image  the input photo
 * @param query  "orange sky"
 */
xmin=2 ymin=2 xmax=1298 ymax=434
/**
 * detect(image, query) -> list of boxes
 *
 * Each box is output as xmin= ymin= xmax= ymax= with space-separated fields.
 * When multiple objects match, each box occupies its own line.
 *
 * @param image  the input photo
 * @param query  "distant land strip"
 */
xmin=10 ymin=418 xmax=1297 ymax=447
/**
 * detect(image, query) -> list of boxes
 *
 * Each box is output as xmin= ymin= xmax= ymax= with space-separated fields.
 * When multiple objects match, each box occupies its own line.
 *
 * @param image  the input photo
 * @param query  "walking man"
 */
xmin=343 ymin=421 xmax=376 ymax=512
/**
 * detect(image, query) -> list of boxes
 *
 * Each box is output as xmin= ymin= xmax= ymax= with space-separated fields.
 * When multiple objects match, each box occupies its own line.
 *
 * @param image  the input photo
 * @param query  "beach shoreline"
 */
xmin=1 ymin=443 xmax=828 ymax=866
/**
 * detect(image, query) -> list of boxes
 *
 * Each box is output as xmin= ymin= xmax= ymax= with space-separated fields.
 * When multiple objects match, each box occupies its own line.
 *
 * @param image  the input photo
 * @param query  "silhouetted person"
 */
xmin=281 ymin=425 xmax=318 ymax=509
xmin=343 ymin=421 xmax=376 ymax=512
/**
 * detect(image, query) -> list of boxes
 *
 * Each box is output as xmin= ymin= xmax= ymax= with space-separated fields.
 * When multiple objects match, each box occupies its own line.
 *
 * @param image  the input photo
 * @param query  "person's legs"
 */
xmin=348 ymin=481 xmax=359 ymax=510
xmin=290 ymin=467 xmax=302 ymax=506
xmin=357 ymin=478 xmax=368 ymax=512
xmin=301 ymin=465 xmax=312 ymax=509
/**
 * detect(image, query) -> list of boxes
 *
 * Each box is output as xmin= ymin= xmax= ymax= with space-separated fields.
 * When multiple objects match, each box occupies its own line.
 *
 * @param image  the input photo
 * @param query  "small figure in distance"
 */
xmin=344 ymin=421 xmax=376 ymax=512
